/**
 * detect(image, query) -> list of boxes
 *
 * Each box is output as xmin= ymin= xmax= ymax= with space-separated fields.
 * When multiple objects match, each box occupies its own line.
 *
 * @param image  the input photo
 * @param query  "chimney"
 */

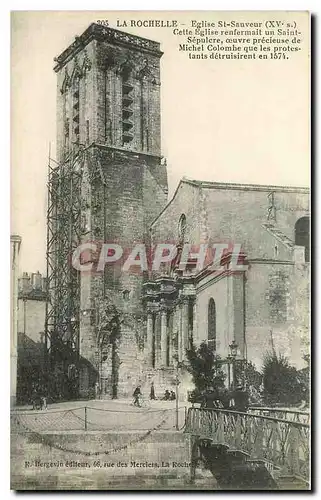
xmin=42 ymin=277 xmax=48 ymax=293
xmin=32 ymin=271 xmax=42 ymax=290
xmin=19 ymin=272 xmax=31 ymax=294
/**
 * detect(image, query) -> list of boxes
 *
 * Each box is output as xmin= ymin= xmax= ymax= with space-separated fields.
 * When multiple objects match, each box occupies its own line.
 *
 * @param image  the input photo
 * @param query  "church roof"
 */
xmin=180 ymin=177 xmax=310 ymax=193
xmin=151 ymin=177 xmax=309 ymax=227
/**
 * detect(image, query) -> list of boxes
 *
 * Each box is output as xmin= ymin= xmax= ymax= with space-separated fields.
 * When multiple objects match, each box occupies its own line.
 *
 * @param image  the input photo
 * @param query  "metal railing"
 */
xmin=11 ymin=405 xmax=187 ymax=433
xmin=185 ymin=407 xmax=310 ymax=482
xmin=249 ymin=406 xmax=310 ymax=424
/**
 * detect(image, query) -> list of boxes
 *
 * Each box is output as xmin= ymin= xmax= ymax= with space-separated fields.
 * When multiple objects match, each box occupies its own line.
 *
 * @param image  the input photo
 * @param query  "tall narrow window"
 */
xmin=178 ymin=214 xmax=187 ymax=245
xmin=121 ymin=68 xmax=134 ymax=147
xmin=188 ymin=300 xmax=194 ymax=349
xmin=61 ymin=70 xmax=70 ymax=158
xmin=208 ymin=298 xmax=216 ymax=351
xmin=267 ymin=191 xmax=276 ymax=221
xmin=63 ymin=90 xmax=70 ymax=157
xmin=295 ymin=216 xmax=310 ymax=263
xmin=152 ymin=313 xmax=156 ymax=368
xmin=86 ymin=120 xmax=90 ymax=145
xmin=72 ymin=76 xmax=80 ymax=144
xmin=64 ymin=117 xmax=70 ymax=153
xmin=166 ymin=311 xmax=172 ymax=367
xmin=274 ymin=244 xmax=278 ymax=258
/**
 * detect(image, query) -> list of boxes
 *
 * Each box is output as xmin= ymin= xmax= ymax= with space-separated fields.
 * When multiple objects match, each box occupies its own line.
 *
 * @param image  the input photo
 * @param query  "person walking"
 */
xmin=150 ymin=382 xmax=155 ymax=400
xmin=95 ymin=381 xmax=100 ymax=399
xmin=133 ymin=385 xmax=142 ymax=407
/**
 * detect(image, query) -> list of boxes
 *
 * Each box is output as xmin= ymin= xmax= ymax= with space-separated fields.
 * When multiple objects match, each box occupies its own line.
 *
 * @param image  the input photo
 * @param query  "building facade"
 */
xmin=16 ymin=272 xmax=47 ymax=403
xmin=11 ymin=234 xmax=22 ymax=406
xmin=146 ymin=179 xmax=310 ymax=396
xmin=48 ymin=24 xmax=310 ymax=400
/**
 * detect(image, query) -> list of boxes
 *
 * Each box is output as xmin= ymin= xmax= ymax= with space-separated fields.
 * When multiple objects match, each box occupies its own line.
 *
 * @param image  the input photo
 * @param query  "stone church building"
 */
xmin=51 ymin=23 xmax=310 ymax=400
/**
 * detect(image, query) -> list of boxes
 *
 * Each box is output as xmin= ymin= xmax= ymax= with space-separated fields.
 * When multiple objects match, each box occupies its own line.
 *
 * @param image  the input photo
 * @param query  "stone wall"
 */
xmin=151 ymin=181 xmax=202 ymax=245
xmin=150 ymin=180 xmax=310 ymax=372
xmin=151 ymin=180 xmax=310 ymax=260
xmin=78 ymin=146 xmax=167 ymax=398
xmin=11 ymin=431 xmax=193 ymax=490
xmin=245 ymin=261 xmax=310 ymax=370
xmin=17 ymin=299 xmax=46 ymax=342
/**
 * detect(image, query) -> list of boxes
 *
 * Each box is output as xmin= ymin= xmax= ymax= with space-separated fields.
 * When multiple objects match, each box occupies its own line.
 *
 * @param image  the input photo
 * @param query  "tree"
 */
xmin=234 ymin=360 xmax=263 ymax=405
xmin=49 ymin=335 xmax=79 ymax=401
xmin=235 ymin=360 xmax=262 ymax=390
xmin=297 ymin=353 xmax=310 ymax=405
xmin=185 ymin=341 xmax=227 ymax=404
xmin=262 ymin=352 xmax=305 ymax=406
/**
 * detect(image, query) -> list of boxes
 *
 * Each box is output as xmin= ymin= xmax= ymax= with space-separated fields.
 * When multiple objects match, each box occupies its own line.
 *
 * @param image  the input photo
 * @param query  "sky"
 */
xmin=11 ymin=11 xmax=310 ymax=274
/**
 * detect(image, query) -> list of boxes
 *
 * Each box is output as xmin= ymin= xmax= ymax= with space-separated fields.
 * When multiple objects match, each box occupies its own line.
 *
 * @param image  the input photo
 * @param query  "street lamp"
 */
xmin=69 ymin=316 xmax=78 ymax=399
xmin=174 ymin=358 xmax=183 ymax=430
xmin=98 ymin=331 xmax=108 ymax=399
xmin=229 ymin=340 xmax=238 ymax=358
xmin=70 ymin=316 xmax=76 ymax=346
xmin=228 ymin=340 xmax=238 ymax=390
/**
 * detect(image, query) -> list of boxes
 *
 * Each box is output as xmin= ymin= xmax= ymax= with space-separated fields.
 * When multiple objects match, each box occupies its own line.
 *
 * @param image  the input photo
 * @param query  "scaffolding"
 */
xmin=44 ymin=147 xmax=85 ymax=397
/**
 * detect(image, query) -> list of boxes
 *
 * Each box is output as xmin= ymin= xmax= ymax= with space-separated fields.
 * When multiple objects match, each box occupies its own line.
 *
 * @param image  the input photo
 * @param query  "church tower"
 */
xmin=53 ymin=24 xmax=168 ymax=398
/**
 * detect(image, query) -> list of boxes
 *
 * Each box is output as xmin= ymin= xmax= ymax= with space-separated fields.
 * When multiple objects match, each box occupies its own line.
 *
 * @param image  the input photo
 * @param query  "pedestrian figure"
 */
xmin=133 ymin=385 xmax=142 ymax=407
xmin=95 ymin=381 xmax=100 ymax=399
xmin=164 ymin=389 xmax=170 ymax=401
xmin=40 ymin=396 xmax=47 ymax=410
xmin=231 ymin=385 xmax=249 ymax=412
xmin=150 ymin=382 xmax=155 ymax=400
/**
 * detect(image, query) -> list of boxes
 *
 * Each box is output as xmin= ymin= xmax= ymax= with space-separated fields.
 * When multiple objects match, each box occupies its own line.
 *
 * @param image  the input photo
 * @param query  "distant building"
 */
xmin=11 ymin=234 xmax=22 ymax=406
xmin=17 ymin=271 xmax=47 ymax=403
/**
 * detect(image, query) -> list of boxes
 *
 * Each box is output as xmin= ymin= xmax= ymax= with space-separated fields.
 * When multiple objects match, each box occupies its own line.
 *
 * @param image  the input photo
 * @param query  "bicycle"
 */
xmin=131 ymin=395 xmax=151 ymax=409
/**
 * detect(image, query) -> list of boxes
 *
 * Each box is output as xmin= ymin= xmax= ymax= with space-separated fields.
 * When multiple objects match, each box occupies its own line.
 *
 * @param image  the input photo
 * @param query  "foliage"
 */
xmin=235 ymin=360 xmax=262 ymax=390
xmin=297 ymin=353 xmax=310 ymax=404
xmin=233 ymin=359 xmax=263 ymax=405
xmin=50 ymin=335 xmax=77 ymax=363
xmin=96 ymin=296 xmax=122 ymax=399
xmin=185 ymin=341 xmax=226 ymax=403
xmin=262 ymin=352 xmax=306 ymax=406
xmin=48 ymin=336 xmax=79 ymax=401
xmin=97 ymin=298 xmax=122 ymax=346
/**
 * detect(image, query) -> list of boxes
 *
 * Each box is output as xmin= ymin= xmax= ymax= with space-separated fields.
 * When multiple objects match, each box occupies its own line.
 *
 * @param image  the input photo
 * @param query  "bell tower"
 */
xmin=55 ymin=23 xmax=163 ymax=160
xmin=52 ymin=24 xmax=168 ymax=398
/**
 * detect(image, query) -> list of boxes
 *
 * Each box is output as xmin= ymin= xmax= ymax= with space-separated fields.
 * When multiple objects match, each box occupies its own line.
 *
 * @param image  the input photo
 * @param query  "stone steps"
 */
xmin=12 ymin=470 xmax=218 ymax=490
xmin=196 ymin=440 xmax=309 ymax=490
xmin=194 ymin=440 xmax=279 ymax=490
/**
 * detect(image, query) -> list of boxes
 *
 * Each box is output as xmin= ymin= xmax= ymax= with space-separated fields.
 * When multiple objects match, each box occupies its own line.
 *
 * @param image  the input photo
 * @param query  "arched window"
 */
xmin=208 ymin=298 xmax=216 ymax=351
xmin=295 ymin=216 xmax=310 ymax=263
xmin=67 ymin=364 xmax=77 ymax=380
xmin=178 ymin=214 xmax=187 ymax=244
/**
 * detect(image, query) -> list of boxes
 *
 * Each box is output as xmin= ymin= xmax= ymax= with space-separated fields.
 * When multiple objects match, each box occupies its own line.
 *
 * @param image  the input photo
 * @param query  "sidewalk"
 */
xmin=12 ymin=398 xmax=189 ymax=413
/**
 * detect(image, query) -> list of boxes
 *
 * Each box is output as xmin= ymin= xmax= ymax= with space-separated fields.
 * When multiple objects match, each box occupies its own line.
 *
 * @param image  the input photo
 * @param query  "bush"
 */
xmin=262 ymin=352 xmax=305 ymax=406
xmin=185 ymin=341 xmax=226 ymax=404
